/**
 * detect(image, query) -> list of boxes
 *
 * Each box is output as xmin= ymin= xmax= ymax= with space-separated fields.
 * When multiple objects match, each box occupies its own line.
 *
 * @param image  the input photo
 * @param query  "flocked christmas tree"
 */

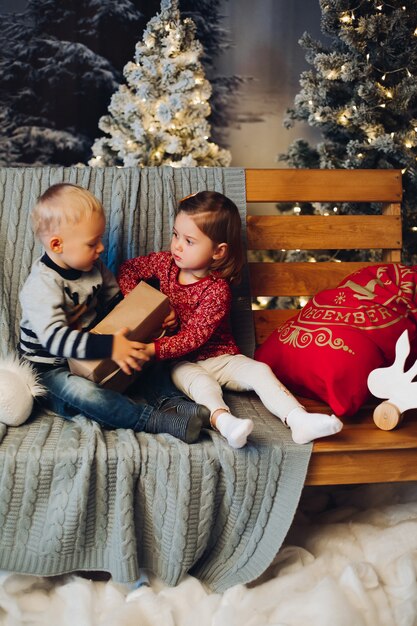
xmin=280 ymin=0 xmax=417 ymax=263
xmin=89 ymin=0 xmax=231 ymax=167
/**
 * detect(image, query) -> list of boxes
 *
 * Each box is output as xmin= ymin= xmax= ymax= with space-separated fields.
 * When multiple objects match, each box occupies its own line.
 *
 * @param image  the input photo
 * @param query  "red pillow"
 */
xmin=254 ymin=264 xmax=417 ymax=417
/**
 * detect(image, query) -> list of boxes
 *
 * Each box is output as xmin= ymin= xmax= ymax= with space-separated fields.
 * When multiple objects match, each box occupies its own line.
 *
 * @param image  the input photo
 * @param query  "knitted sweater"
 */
xmin=19 ymin=254 xmax=122 ymax=367
xmin=118 ymin=251 xmax=240 ymax=361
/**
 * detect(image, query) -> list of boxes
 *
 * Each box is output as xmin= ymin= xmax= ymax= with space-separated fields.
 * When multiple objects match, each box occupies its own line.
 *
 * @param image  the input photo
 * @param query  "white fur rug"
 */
xmin=1 ymin=482 xmax=417 ymax=626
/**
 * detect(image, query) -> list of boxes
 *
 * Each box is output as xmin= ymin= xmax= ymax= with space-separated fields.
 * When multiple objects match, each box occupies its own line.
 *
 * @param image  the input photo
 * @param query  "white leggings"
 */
xmin=171 ymin=354 xmax=302 ymax=420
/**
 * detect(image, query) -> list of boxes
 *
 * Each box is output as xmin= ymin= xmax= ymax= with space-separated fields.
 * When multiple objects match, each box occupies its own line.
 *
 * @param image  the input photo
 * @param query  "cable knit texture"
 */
xmin=0 ymin=166 xmax=312 ymax=592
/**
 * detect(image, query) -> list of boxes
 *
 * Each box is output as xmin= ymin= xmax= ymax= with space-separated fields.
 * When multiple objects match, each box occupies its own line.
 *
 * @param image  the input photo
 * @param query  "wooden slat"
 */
xmin=253 ymin=309 xmax=295 ymax=345
xmin=249 ymin=261 xmax=372 ymax=296
xmin=247 ymin=215 xmax=402 ymax=250
xmin=303 ymin=407 xmax=417 ymax=485
xmin=306 ymin=448 xmax=417 ymax=485
xmin=245 ymin=169 xmax=403 ymax=203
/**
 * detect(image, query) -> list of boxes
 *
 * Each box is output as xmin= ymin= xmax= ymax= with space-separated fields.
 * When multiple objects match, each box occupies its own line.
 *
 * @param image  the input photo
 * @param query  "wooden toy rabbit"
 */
xmin=367 ymin=330 xmax=417 ymax=430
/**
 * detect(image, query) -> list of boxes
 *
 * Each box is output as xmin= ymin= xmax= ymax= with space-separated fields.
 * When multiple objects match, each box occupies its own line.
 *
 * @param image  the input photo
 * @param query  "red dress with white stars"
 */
xmin=118 ymin=251 xmax=240 ymax=362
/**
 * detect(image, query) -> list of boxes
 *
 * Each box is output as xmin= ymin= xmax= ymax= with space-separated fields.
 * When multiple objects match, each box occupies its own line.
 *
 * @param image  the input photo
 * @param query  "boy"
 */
xmin=19 ymin=183 xmax=207 ymax=442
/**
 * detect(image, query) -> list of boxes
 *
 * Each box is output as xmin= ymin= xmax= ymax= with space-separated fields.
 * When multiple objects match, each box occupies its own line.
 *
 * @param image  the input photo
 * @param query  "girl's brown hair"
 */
xmin=177 ymin=191 xmax=244 ymax=282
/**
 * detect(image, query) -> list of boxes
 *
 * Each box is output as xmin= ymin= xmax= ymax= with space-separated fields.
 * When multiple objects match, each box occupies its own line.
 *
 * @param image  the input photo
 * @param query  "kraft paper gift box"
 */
xmin=68 ymin=281 xmax=170 ymax=392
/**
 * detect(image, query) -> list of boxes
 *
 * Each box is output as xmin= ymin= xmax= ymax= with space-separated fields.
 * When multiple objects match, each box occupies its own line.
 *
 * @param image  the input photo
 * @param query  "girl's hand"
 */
xmin=162 ymin=307 xmax=178 ymax=330
xmin=112 ymin=327 xmax=150 ymax=375
xmin=142 ymin=342 xmax=156 ymax=358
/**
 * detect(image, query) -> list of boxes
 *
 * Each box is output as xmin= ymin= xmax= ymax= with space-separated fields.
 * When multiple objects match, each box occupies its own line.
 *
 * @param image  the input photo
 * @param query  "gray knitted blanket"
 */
xmin=0 ymin=166 xmax=312 ymax=592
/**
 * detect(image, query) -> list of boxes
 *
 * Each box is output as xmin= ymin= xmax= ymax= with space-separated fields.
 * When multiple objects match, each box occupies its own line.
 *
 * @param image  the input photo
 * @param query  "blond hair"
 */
xmin=177 ymin=191 xmax=244 ymax=282
xmin=32 ymin=183 xmax=104 ymax=240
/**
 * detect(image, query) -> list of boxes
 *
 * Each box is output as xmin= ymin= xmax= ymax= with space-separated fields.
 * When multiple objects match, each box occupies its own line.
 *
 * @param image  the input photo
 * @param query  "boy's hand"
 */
xmin=162 ymin=307 xmax=178 ymax=330
xmin=112 ymin=327 xmax=151 ymax=375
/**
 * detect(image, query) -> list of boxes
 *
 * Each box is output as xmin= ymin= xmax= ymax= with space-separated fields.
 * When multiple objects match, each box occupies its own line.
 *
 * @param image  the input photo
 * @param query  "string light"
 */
xmin=374 ymin=66 xmax=413 ymax=80
xmin=326 ymin=69 xmax=340 ymax=79
xmin=340 ymin=11 xmax=353 ymax=23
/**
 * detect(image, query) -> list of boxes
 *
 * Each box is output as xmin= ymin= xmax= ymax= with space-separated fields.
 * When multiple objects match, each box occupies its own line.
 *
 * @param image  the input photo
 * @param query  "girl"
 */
xmin=118 ymin=191 xmax=343 ymax=448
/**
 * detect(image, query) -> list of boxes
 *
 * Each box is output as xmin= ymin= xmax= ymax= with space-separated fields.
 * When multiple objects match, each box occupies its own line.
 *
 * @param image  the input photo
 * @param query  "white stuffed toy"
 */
xmin=0 ymin=354 xmax=45 ymax=426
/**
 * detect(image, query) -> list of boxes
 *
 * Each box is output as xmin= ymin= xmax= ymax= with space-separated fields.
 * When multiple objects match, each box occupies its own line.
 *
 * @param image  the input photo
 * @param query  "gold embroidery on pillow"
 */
xmin=277 ymin=322 xmax=355 ymax=354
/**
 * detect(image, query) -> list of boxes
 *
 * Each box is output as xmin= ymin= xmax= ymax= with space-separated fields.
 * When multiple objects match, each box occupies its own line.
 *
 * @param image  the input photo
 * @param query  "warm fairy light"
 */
xmin=326 ymin=69 xmax=339 ymax=79
xmin=338 ymin=112 xmax=349 ymax=125
xmin=340 ymin=11 xmax=352 ymax=23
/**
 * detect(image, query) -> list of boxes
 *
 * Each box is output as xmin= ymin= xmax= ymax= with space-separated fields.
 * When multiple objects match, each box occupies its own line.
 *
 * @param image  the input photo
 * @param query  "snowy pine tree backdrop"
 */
xmin=0 ymin=0 xmax=144 ymax=165
xmin=90 ymin=0 xmax=231 ymax=167
xmin=0 ymin=0 xmax=237 ymax=167
xmin=280 ymin=0 xmax=417 ymax=264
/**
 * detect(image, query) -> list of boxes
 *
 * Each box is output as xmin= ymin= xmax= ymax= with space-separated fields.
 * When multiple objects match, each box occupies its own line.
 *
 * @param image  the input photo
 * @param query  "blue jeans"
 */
xmin=38 ymin=362 xmax=184 ymax=431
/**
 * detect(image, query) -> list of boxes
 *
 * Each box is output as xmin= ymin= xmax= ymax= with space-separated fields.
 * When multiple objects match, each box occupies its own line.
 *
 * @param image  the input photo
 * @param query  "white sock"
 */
xmin=215 ymin=412 xmax=254 ymax=449
xmin=285 ymin=407 xmax=343 ymax=445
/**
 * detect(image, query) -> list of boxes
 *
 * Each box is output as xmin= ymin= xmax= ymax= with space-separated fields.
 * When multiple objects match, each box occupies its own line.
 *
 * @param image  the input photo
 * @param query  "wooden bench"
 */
xmin=244 ymin=168 xmax=417 ymax=486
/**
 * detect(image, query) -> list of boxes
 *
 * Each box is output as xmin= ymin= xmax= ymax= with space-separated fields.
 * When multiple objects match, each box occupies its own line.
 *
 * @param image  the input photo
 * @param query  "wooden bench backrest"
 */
xmin=245 ymin=169 xmax=403 ymax=345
